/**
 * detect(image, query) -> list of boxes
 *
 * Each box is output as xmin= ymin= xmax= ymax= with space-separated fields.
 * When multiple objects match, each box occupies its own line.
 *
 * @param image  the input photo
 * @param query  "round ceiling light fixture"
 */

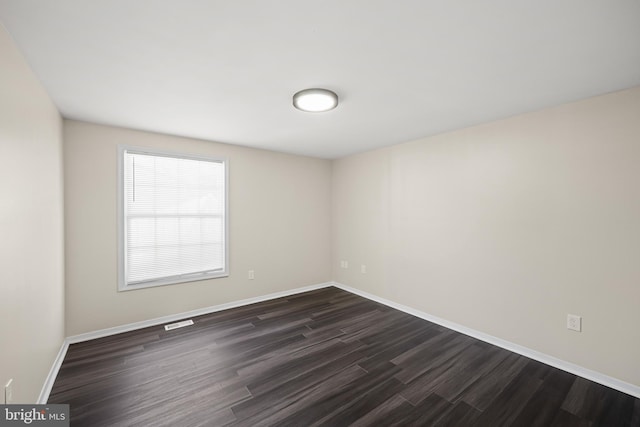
xmin=293 ymin=88 xmax=338 ymax=112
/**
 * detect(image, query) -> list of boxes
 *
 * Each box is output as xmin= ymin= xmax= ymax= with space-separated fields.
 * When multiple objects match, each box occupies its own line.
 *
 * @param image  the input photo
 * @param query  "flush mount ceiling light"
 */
xmin=293 ymin=88 xmax=338 ymax=112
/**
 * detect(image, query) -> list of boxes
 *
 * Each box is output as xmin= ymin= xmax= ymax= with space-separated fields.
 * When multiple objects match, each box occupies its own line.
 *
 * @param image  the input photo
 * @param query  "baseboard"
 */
xmin=40 ymin=281 xmax=334 ymax=402
xmin=66 ymin=281 xmax=334 ymax=344
xmin=46 ymin=280 xmax=639 ymax=402
xmin=38 ymin=339 xmax=69 ymax=404
xmin=332 ymin=281 xmax=640 ymax=399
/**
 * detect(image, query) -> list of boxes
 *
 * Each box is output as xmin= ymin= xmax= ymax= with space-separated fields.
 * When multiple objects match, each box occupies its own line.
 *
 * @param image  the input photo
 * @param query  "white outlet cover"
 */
xmin=567 ymin=314 xmax=582 ymax=332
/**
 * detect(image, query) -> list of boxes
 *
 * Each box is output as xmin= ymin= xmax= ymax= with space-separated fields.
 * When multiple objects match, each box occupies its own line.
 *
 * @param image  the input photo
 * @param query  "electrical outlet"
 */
xmin=340 ymin=260 xmax=349 ymax=269
xmin=5 ymin=379 xmax=13 ymax=404
xmin=248 ymin=270 xmax=255 ymax=280
xmin=361 ymin=265 xmax=367 ymax=274
xmin=567 ymin=314 xmax=582 ymax=332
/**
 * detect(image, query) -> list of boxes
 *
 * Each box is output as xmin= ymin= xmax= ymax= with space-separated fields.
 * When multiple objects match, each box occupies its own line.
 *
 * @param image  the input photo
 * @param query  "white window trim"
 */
xmin=117 ymin=145 xmax=229 ymax=292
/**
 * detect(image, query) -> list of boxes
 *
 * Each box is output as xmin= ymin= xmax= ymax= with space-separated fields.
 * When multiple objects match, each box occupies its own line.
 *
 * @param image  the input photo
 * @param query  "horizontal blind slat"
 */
xmin=124 ymin=151 xmax=226 ymax=285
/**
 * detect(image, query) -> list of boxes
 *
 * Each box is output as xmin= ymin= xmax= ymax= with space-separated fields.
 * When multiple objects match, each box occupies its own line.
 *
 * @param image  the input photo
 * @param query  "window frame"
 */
xmin=117 ymin=145 xmax=229 ymax=292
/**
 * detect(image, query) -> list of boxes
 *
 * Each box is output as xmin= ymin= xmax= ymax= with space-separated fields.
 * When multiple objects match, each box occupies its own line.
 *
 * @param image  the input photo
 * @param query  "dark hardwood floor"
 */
xmin=49 ymin=287 xmax=640 ymax=426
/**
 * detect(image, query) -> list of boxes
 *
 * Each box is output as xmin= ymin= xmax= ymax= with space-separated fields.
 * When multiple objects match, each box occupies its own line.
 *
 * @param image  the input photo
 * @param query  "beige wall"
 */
xmin=332 ymin=86 xmax=640 ymax=387
xmin=64 ymin=120 xmax=332 ymax=335
xmin=0 ymin=26 xmax=65 ymax=402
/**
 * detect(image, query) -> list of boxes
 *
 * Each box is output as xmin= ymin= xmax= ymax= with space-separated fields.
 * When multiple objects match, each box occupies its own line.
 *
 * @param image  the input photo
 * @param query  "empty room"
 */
xmin=1 ymin=1 xmax=639 ymax=426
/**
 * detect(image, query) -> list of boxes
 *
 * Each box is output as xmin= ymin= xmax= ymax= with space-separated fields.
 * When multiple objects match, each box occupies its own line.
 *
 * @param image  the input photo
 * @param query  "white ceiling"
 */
xmin=1 ymin=1 xmax=639 ymax=158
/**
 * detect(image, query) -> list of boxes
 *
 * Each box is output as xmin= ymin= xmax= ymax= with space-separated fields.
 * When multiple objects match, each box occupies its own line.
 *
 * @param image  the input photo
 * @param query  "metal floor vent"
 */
xmin=164 ymin=319 xmax=194 ymax=331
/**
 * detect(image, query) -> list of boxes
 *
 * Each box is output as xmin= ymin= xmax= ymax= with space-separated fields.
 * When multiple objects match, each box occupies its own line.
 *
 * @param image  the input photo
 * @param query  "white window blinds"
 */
xmin=119 ymin=147 xmax=228 ymax=290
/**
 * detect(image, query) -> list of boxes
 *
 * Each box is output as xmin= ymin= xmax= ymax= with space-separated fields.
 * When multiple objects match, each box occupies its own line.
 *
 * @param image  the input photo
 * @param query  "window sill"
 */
xmin=118 ymin=271 xmax=229 ymax=292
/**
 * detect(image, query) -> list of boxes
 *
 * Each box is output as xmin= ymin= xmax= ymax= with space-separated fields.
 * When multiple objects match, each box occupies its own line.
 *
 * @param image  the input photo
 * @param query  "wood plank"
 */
xmin=47 ymin=286 xmax=639 ymax=426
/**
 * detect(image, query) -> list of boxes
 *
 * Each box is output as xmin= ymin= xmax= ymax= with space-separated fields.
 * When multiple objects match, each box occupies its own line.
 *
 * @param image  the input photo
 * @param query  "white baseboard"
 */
xmin=38 ymin=340 xmax=69 ymax=404
xmin=42 ymin=280 xmax=639 ymax=403
xmin=66 ymin=282 xmax=334 ymax=344
xmin=332 ymin=281 xmax=640 ymax=399
xmin=40 ymin=281 xmax=334 ymax=403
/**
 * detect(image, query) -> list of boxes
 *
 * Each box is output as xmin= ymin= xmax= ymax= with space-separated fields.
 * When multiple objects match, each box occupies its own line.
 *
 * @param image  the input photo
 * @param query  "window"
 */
xmin=118 ymin=146 xmax=228 ymax=291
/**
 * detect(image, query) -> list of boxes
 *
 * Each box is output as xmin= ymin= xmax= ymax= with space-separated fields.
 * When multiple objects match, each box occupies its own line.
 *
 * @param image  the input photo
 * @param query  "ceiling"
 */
xmin=1 ymin=1 xmax=639 ymax=159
